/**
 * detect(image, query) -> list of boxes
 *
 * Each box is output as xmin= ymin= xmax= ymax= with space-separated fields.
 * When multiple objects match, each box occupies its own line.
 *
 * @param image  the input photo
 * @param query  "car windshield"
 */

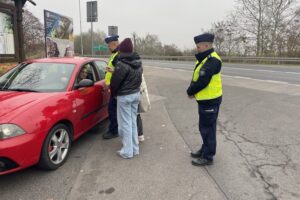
xmin=0 ymin=62 xmax=75 ymax=92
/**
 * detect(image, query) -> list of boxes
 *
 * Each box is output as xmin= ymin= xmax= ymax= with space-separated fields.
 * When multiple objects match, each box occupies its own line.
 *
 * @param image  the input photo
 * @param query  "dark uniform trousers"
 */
xmin=108 ymin=94 xmax=118 ymax=134
xmin=137 ymin=103 xmax=143 ymax=136
xmin=198 ymin=103 xmax=220 ymax=161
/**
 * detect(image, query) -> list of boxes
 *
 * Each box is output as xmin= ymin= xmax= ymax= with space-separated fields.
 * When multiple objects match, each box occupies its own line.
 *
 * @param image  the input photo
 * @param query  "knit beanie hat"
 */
xmin=119 ymin=38 xmax=133 ymax=53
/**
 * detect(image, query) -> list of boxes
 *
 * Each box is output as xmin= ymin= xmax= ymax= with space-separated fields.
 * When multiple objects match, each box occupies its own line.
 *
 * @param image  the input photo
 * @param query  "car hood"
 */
xmin=0 ymin=91 xmax=62 ymax=122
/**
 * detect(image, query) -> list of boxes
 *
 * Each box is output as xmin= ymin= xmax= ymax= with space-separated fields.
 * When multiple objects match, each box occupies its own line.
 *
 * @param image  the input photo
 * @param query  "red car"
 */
xmin=0 ymin=57 xmax=110 ymax=175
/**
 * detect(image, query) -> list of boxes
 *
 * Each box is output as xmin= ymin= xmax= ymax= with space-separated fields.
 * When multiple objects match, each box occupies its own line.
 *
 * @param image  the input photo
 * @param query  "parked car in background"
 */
xmin=0 ymin=57 xmax=110 ymax=175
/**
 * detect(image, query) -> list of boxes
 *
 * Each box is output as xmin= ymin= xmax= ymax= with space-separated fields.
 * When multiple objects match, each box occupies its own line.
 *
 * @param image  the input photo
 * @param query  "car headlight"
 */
xmin=0 ymin=124 xmax=26 ymax=139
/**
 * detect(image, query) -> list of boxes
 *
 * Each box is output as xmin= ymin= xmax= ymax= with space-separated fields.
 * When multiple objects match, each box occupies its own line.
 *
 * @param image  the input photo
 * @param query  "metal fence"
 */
xmin=140 ymin=56 xmax=300 ymax=65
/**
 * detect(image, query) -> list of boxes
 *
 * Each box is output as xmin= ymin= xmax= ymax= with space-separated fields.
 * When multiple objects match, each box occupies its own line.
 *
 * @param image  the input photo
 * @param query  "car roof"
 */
xmin=26 ymin=57 xmax=106 ymax=65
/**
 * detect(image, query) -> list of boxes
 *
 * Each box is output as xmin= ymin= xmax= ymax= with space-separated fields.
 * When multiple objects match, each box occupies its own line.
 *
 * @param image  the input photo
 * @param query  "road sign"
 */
xmin=93 ymin=44 xmax=108 ymax=51
xmin=108 ymin=26 xmax=118 ymax=36
xmin=87 ymin=1 xmax=97 ymax=22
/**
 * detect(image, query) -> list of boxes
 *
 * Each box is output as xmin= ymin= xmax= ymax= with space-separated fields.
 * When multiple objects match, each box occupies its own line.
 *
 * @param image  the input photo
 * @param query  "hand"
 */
xmin=106 ymin=67 xmax=114 ymax=73
xmin=188 ymin=95 xmax=194 ymax=99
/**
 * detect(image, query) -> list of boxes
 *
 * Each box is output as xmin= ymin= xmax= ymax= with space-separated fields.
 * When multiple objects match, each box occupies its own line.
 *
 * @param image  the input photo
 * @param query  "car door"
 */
xmin=73 ymin=62 xmax=103 ymax=136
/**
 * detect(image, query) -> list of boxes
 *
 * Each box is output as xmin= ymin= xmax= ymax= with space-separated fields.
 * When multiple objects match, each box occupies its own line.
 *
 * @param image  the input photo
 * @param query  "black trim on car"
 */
xmin=0 ymin=157 xmax=19 ymax=173
xmin=81 ymin=103 xmax=108 ymax=120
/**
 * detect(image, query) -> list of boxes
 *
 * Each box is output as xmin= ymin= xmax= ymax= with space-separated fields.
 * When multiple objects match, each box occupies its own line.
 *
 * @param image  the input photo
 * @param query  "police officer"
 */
xmin=103 ymin=35 xmax=120 ymax=139
xmin=187 ymin=33 xmax=222 ymax=166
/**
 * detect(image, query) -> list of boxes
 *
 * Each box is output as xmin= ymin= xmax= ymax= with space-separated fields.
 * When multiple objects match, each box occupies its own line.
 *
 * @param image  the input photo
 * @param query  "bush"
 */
xmin=0 ymin=63 xmax=17 ymax=76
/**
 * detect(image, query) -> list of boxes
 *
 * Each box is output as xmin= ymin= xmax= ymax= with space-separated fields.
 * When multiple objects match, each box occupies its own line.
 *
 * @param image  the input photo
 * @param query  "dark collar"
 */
xmin=195 ymin=48 xmax=214 ymax=63
xmin=112 ymin=46 xmax=119 ymax=54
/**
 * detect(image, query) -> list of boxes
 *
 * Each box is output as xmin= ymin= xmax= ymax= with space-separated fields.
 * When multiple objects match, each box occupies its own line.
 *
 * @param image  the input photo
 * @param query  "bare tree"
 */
xmin=74 ymin=30 xmax=106 ymax=55
xmin=234 ymin=0 xmax=270 ymax=56
xmin=284 ymin=7 xmax=300 ymax=57
xmin=211 ymin=0 xmax=299 ymax=57
xmin=22 ymin=9 xmax=45 ymax=58
xmin=210 ymin=15 xmax=250 ymax=56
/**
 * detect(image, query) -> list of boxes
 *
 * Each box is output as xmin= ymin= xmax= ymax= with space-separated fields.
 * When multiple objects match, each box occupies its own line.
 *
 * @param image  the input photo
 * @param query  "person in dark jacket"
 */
xmin=187 ymin=33 xmax=223 ymax=166
xmin=110 ymin=38 xmax=143 ymax=159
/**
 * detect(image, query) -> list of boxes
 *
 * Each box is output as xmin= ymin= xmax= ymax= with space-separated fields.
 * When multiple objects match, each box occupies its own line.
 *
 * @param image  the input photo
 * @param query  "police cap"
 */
xmin=104 ymin=35 xmax=119 ymax=44
xmin=194 ymin=33 xmax=215 ymax=44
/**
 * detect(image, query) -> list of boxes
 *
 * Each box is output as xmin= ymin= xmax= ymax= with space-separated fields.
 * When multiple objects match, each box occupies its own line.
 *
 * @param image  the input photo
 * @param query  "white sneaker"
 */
xmin=138 ymin=135 xmax=145 ymax=142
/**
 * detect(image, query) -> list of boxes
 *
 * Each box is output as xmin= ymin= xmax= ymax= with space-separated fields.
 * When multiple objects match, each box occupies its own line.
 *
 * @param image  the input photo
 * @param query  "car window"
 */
xmin=94 ymin=61 xmax=107 ymax=80
xmin=0 ymin=62 xmax=75 ymax=92
xmin=76 ymin=63 xmax=96 ymax=84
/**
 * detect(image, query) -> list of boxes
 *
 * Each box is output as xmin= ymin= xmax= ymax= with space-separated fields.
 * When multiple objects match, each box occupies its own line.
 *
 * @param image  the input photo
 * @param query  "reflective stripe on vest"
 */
xmin=105 ymin=52 xmax=118 ymax=86
xmin=192 ymin=51 xmax=222 ymax=101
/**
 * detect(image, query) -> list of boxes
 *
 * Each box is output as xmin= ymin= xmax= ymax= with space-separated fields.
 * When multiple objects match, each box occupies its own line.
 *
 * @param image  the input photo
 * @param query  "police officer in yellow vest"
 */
xmin=187 ymin=33 xmax=222 ymax=166
xmin=103 ymin=35 xmax=120 ymax=139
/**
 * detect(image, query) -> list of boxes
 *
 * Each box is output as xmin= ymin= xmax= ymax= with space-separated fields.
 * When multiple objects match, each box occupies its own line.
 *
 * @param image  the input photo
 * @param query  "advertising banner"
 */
xmin=44 ymin=10 xmax=74 ymax=57
xmin=0 ymin=12 xmax=15 ymax=55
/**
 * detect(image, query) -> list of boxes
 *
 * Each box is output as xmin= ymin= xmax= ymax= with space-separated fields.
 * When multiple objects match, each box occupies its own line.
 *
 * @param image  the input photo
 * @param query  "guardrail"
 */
xmin=140 ymin=55 xmax=300 ymax=65
xmin=83 ymin=55 xmax=300 ymax=65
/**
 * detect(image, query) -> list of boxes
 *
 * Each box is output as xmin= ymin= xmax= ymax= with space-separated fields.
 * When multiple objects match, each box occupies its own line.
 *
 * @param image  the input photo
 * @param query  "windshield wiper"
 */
xmin=7 ymin=88 xmax=39 ymax=92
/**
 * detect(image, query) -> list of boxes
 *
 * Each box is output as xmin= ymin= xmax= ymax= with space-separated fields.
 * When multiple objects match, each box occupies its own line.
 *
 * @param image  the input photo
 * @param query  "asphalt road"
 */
xmin=0 ymin=61 xmax=299 ymax=200
xmin=142 ymin=63 xmax=300 ymax=200
xmin=143 ymin=60 xmax=300 ymax=85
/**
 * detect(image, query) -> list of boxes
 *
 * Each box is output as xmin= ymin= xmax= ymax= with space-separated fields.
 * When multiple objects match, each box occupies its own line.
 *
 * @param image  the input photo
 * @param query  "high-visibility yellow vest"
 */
xmin=192 ymin=51 xmax=222 ymax=101
xmin=105 ymin=52 xmax=118 ymax=86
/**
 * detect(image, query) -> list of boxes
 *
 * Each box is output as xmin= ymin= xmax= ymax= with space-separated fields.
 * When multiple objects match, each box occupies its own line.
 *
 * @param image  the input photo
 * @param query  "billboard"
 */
xmin=44 ymin=10 xmax=74 ymax=57
xmin=0 ymin=12 xmax=15 ymax=55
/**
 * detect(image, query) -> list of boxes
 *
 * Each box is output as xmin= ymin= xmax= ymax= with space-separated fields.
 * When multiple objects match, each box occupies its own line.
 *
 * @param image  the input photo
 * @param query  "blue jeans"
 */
xmin=117 ymin=92 xmax=140 ymax=158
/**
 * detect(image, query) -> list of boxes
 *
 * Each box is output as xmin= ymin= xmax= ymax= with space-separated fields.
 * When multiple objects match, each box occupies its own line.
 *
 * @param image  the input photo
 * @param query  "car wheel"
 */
xmin=37 ymin=124 xmax=71 ymax=170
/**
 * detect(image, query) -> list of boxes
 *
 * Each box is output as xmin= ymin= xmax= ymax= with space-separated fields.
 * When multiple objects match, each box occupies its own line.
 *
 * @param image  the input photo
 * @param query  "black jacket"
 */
xmin=110 ymin=52 xmax=143 ymax=97
xmin=186 ymin=48 xmax=222 ymax=105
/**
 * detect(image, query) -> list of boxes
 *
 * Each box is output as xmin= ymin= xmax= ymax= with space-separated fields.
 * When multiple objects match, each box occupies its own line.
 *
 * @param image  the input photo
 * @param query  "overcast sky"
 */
xmin=26 ymin=0 xmax=236 ymax=50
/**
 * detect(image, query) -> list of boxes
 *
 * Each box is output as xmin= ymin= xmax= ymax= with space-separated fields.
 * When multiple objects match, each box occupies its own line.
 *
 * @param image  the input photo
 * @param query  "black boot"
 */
xmin=103 ymin=131 xmax=118 ymax=139
xmin=190 ymin=149 xmax=203 ymax=158
xmin=191 ymin=158 xmax=213 ymax=166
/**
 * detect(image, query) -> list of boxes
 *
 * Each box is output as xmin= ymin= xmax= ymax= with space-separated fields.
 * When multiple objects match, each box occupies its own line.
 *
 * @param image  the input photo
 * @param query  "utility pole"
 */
xmin=14 ymin=0 xmax=25 ymax=62
xmin=90 ymin=2 xmax=94 ymax=56
xmin=79 ymin=0 xmax=83 ymax=56
xmin=87 ymin=1 xmax=97 ymax=57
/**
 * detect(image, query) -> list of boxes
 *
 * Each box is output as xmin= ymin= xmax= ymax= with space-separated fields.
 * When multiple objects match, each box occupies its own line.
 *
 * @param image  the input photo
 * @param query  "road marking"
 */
xmin=146 ymin=66 xmax=300 ymax=87
xmin=224 ymin=67 xmax=300 ymax=75
xmin=145 ymin=63 xmax=300 ymax=75
xmin=222 ymin=75 xmax=300 ymax=87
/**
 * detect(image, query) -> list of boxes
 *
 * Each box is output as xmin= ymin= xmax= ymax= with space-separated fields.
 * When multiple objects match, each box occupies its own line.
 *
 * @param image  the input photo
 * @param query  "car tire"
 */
xmin=37 ymin=123 xmax=72 ymax=170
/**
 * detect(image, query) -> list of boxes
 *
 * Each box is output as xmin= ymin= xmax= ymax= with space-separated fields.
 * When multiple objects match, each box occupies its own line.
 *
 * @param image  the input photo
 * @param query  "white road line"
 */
xmin=144 ymin=61 xmax=193 ymax=66
xmin=145 ymin=63 xmax=300 ymax=75
xmin=145 ymin=65 xmax=300 ymax=87
xmin=225 ymin=67 xmax=300 ymax=75
xmin=222 ymin=75 xmax=300 ymax=87
xmin=285 ymin=71 xmax=300 ymax=75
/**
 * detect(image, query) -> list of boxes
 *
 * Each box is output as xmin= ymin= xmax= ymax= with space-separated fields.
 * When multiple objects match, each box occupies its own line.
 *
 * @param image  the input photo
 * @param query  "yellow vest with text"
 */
xmin=105 ymin=52 xmax=118 ymax=86
xmin=192 ymin=51 xmax=222 ymax=101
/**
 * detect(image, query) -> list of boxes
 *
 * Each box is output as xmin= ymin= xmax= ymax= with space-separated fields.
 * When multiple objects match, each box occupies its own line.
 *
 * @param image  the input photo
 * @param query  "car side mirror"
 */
xmin=75 ymin=79 xmax=94 ymax=89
